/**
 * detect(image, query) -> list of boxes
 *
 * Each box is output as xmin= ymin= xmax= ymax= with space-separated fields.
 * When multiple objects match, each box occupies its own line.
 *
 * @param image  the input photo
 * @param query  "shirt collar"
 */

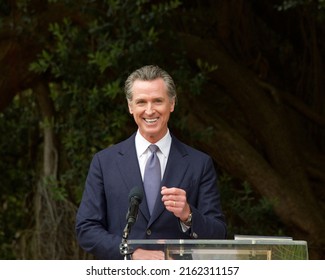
xmin=135 ymin=129 xmax=172 ymax=158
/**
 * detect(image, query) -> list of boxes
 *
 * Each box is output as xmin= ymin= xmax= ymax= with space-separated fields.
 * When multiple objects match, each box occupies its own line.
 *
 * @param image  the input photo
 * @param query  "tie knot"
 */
xmin=149 ymin=144 xmax=159 ymax=153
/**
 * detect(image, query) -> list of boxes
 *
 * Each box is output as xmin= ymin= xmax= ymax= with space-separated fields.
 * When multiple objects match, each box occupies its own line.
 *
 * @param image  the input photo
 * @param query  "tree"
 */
xmin=173 ymin=0 xmax=325 ymax=258
xmin=0 ymin=0 xmax=324 ymax=259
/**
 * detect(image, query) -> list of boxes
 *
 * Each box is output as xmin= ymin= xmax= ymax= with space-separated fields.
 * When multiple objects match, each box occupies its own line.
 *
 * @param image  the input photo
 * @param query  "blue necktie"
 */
xmin=143 ymin=145 xmax=161 ymax=215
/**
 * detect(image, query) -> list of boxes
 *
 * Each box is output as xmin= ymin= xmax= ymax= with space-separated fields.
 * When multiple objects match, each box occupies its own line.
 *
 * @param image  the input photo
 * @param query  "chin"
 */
xmin=143 ymin=130 xmax=161 ymax=141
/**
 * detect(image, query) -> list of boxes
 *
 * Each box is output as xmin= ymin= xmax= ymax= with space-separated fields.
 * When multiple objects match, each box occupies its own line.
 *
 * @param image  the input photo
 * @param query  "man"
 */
xmin=76 ymin=65 xmax=227 ymax=260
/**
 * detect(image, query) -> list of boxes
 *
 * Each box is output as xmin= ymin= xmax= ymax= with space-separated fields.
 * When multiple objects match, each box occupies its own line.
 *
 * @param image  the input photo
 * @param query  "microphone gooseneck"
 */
xmin=120 ymin=187 xmax=143 ymax=259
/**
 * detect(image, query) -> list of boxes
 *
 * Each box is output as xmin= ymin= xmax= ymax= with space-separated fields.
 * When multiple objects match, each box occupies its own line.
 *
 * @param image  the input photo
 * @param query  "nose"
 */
xmin=145 ymin=102 xmax=155 ymax=114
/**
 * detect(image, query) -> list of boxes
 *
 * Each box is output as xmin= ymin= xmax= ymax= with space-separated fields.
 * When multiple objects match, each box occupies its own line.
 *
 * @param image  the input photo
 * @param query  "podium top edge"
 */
xmin=127 ymin=239 xmax=308 ymax=246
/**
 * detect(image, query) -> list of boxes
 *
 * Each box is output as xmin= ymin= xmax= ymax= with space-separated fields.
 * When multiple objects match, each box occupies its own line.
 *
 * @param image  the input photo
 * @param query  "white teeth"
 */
xmin=145 ymin=118 xmax=158 ymax=123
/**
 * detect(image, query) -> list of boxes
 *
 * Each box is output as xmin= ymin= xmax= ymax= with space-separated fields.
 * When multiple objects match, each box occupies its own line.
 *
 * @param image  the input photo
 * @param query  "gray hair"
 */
xmin=124 ymin=65 xmax=177 ymax=103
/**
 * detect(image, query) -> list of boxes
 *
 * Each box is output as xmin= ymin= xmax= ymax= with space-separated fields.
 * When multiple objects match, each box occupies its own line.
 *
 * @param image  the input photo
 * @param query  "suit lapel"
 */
xmin=116 ymin=134 xmax=150 ymax=222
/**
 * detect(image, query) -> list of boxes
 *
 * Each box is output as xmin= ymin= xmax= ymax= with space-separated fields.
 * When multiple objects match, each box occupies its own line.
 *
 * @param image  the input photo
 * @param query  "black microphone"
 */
xmin=126 ymin=187 xmax=143 ymax=226
xmin=121 ymin=187 xmax=143 ymax=258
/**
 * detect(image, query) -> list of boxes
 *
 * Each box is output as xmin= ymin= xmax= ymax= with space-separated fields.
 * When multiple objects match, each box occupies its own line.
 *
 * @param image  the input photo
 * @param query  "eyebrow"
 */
xmin=134 ymin=97 xmax=165 ymax=102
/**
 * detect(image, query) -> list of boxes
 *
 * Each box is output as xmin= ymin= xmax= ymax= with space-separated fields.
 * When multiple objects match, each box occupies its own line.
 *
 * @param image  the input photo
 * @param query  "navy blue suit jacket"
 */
xmin=76 ymin=133 xmax=227 ymax=259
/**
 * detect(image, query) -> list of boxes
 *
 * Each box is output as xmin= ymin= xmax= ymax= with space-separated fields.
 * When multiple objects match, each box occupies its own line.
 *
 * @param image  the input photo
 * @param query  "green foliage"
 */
xmin=276 ymin=0 xmax=325 ymax=23
xmin=28 ymin=0 xmax=185 ymax=204
xmin=276 ymin=0 xmax=325 ymax=11
xmin=2 ymin=0 xmax=324 ymax=259
xmin=219 ymin=172 xmax=287 ymax=238
xmin=188 ymin=59 xmax=219 ymax=96
xmin=1 ymin=0 xmax=188 ymax=258
xmin=0 ymin=93 xmax=39 ymax=259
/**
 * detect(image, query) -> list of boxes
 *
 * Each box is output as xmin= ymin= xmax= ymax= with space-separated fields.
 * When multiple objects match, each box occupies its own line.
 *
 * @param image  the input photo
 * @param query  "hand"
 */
xmin=132 ymin=248 xmax=165 ymax=260
xmin=161 ymin=186 xmax=191 ymax=221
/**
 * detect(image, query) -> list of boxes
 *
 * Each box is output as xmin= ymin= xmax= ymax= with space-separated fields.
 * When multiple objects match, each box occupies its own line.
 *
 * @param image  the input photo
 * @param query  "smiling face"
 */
xmin=128 ymin=78 xmax=175 ymax=143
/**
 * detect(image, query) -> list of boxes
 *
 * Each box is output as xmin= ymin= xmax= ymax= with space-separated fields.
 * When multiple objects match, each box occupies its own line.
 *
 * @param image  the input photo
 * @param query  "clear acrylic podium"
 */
xmin=127 ymin=239 xmax=308 ymax=260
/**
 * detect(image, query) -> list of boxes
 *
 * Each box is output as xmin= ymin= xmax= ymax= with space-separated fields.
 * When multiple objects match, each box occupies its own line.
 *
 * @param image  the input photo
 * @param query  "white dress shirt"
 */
xmin=135 ymin=129 xmax=172 ymax=181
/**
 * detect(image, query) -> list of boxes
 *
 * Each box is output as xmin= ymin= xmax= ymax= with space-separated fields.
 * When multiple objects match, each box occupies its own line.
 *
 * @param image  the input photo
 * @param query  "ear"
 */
xmin=170 ymin=99 xmax=175 ymax=112
xmin=128 ymin=103 xmax=133 ymax=114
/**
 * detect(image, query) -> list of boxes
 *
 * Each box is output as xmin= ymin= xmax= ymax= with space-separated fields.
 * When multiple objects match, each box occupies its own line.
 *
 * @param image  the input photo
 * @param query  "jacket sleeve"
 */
xmin=75 ymin=153 xmax=123 ymax=260
xmin=188 ymin=156 xmax=227 ymax=239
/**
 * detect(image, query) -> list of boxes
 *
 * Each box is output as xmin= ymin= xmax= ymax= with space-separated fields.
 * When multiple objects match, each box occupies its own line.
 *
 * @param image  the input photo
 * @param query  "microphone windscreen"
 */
xmin=128 ymin=186 xmax=144 ymax=202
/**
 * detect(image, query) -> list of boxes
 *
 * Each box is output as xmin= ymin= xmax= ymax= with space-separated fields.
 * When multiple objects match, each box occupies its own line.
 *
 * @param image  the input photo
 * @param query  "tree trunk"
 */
xmin=180 ymin=33 xmax=325 ymax=259
xmin=17 ymin=81 xmax=88 ymax=259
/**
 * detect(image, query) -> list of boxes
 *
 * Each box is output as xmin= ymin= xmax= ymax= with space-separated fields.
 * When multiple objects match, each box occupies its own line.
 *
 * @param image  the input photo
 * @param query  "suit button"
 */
xmin=192 ymin=232 xmax=198 ymax=239
xmin=146 ymin=229 xmax=152 ymax=236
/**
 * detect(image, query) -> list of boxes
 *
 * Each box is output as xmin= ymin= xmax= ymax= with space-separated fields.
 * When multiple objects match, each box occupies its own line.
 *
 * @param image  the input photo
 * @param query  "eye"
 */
xmin=154 ymin=99 xmax=163 ymax=104
xmin=135 ymin=99 xmax=146 ymax=105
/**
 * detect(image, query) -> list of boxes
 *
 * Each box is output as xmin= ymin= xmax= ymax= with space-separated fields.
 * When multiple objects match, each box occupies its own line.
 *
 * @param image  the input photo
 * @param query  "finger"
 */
xmin=161 ymin=187 xmax=179 ymax=195
xmin=161 ymin=194 xmax=176 ymax=201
